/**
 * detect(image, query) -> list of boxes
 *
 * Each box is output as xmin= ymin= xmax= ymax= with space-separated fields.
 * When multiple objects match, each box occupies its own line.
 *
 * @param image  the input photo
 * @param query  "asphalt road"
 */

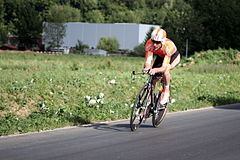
xmin=1 ymin=104 xmax=240 ymax=160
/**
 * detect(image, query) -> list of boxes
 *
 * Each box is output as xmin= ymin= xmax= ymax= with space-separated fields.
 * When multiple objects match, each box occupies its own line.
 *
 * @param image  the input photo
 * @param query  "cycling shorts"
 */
xmin=152 ymin=51 xmax=180 ymax=68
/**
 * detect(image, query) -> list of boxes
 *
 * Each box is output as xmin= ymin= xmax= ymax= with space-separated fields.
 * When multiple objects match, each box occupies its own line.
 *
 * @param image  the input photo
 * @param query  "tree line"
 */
xmin=0 ymin=0 xmax=239 ymax=56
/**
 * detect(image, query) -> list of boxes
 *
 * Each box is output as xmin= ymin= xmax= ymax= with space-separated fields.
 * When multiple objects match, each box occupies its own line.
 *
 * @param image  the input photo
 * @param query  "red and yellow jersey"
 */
xmin=145 ymin=38 xmax=177 ymax=58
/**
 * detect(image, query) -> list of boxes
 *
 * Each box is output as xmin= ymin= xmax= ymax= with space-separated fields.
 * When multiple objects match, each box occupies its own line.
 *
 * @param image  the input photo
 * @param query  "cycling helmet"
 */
xmin=151 ymin=28 xmax=167 ymax=42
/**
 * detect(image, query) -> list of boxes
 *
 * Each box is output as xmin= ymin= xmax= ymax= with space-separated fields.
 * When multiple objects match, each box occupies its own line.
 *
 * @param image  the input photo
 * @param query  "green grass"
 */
xmin=0 ymin=50 xmax=240 ymax=136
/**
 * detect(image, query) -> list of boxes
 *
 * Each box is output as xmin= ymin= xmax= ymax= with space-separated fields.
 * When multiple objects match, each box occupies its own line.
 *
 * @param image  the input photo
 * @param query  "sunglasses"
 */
xmin=152 ymin=40 xmax=162 ymax=44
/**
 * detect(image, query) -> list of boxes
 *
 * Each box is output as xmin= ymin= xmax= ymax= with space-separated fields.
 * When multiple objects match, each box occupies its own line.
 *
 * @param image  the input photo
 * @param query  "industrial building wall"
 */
xmin=45 ymin=22 xmax=158 ymax=50
xmin=139 ymin=24 xmax=158 ymax=44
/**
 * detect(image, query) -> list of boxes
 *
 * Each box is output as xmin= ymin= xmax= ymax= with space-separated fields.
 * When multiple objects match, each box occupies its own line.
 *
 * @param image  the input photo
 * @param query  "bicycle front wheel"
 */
xmin=130 ymin=85 xmax=149 ymax=131
xmin=152 ymin=95 xmax=168 ymax=128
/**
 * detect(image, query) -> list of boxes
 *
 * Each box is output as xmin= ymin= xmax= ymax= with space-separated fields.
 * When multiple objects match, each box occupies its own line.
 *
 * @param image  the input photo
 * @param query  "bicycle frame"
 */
xmin=130 ymin=71 xmax=168 ymax=131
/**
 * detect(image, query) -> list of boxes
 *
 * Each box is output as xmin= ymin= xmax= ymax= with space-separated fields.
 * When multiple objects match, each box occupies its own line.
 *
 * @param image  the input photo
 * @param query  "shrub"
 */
xmin=132 ymin=43 xmax=145 ymax=57
xmin=97 ymin=37 xmax=119 ymax=52
xmin=73 ymin=40 xmax=89 ymax=54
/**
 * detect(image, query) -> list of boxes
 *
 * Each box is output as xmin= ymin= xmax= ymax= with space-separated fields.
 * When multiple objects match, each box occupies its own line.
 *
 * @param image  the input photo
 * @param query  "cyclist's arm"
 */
xmin=148 ymin=55 xmax=171 ymax=75
xmin=154 ymin=55 xmax=171 ymax=73
xmin=144 ymin=51 xmax=153 ymax=70
xmin=162 ymin=55 xmax=171 ymax=70
xmin=170 ymin=53 xmax=180 ymax=70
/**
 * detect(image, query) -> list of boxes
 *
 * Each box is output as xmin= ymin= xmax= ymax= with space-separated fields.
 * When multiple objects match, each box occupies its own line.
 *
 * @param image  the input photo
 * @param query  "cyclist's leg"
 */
xmin=160 ymin=69 xmax=171 ymax=105
xmin=164 ymin=51 xmax=180 ymax=83
xmin=160 ymin=51 xmax=181 ymax=104
xmin=151 ymin=56 xmax=165 ymax=105
xmin=152 ymin=55 xmax=164 ymax=89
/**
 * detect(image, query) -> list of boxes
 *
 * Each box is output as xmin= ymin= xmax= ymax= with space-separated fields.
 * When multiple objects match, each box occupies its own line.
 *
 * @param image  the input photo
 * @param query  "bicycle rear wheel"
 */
xmin=130 ymin=85 xmax=149 ymax=131
xmin=152 ymin=93 xmax=168 ymax=128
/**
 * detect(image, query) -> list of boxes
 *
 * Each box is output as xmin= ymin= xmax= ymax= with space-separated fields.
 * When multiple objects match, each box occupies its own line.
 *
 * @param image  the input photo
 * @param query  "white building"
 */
xmin=43 ymin=22 xmax=159 ymax=51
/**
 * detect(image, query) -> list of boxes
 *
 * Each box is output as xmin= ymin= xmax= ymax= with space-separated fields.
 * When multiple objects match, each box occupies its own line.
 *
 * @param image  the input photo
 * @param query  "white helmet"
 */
xmin=151 ymin=28 xmax=167 ymax=42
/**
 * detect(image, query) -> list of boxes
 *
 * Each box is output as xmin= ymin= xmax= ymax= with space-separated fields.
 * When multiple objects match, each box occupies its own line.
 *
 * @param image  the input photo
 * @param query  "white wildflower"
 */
xmin=30 ymin=79 xmax=34 ymax=83
xmin=171 ymin=99 xmax=176 ymax=104
xmin=89 ymin=99 xmax=96 ymax=106
xmin=97 ymin=99 xmax=102 ymax=103
xmin=125 ymin=104 xmax=128 ymax=107
xmin=130 ymin=104 xmax=134 ymax=108
xmin=84 ymin=96 xmax=91 ymax=101
xmin=109 ymin=79 xmax=116 ymax=84
xmin=40 ymin=103 xmax=49 ymax=110
xmin=96 ymin=105 xmax=100 ymax=110
xmin=110 ymin=110 xmax=115 ymax=114
xmin=50 ymin=91 xmax=54 ymax=95
xmin=96 ymin=99 xmax=103 ymax=103
xmin=98 ymin=93 xmax=104 ymax=99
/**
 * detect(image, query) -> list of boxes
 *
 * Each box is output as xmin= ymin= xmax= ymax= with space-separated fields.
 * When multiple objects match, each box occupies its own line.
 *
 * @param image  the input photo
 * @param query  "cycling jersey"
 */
xmin=145 ymin=38 xmax=177 ymax=58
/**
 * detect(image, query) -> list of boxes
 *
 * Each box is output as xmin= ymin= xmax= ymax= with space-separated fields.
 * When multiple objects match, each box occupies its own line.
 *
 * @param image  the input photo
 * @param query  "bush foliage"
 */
xmin=97 ymin=37 xmax=120 ymax=51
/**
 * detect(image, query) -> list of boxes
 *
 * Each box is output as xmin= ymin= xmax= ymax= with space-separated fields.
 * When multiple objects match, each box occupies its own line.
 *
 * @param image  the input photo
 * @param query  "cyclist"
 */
xmin=144 ymin=28 xmax=181 ymax=105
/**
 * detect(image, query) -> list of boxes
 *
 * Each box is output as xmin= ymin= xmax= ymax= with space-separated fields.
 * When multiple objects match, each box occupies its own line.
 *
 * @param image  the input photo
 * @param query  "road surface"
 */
xmin=0 ymin=104 xmax=240 ymax=160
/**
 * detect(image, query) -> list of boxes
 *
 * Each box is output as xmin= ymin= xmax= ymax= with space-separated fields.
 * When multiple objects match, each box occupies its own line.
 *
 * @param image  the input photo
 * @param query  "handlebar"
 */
xmin=132 ymin=70 xmax=149 ymax=75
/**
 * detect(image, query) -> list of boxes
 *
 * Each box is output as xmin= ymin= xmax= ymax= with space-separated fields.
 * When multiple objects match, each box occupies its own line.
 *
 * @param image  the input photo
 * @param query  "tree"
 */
xmin=0 ymin=0 xmax=4 ymax=22
xmin=145 ymin=0 xmax=169 ymax=9
xmin=0 ymin=0 xmax=7 ymax=45
xmin=0 ymin=23 xmax=8 ymax=45
xmin=47 ymin=4 xmax=81 ymax=22
xmin=163 ymin=0 xmax=204 ymax=55
xmin=113 ymin=0 xmax=146 ymax=10
xmin=85 ymin=10 xmax=105 ymax=23
xmin=43 ymin=22 xmax=66 ymax=50
xmin=32 ymin=0 xmax=56 ymax=22
xmin=44 ymin=4 xmax=81 ymax=50
xmin=70 ymin=0 xmax=98 ymax=20
xmin=13 ymin=0 xmax=43 ymax=49
xmin=141 ymin=8 xmax=167 ymax=25
xmin=105 ymin=4 xmax=141 ymax=23
xmin=187 ymin=0 xmax=240 ymax=50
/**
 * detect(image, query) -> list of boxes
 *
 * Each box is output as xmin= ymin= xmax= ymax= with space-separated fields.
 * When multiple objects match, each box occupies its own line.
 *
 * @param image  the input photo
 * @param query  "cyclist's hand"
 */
xmin=143 ymin=67 xmax=150 ymax=74
xmin=149 ymin=68 xmax=158 ymax=75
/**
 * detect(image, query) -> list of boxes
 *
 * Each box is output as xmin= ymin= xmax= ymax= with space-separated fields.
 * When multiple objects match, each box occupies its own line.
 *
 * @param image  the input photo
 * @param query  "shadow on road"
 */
xmin=214 ymin=103 xmax=240 ymax=110
xmin=198 ymin=93 xmax=240 ymax=110
xmin=90 ymin=122 xmax=154 ymax=132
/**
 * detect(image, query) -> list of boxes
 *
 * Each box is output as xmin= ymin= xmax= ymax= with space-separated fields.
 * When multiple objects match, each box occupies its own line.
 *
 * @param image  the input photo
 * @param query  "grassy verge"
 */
xmin=0 ymin=49 xmax=240 ymax=135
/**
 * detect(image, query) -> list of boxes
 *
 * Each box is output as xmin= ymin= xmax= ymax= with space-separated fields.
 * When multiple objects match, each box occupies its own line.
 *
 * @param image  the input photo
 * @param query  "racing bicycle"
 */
xmin=130 ymin=71 xmax=170 ymax=131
